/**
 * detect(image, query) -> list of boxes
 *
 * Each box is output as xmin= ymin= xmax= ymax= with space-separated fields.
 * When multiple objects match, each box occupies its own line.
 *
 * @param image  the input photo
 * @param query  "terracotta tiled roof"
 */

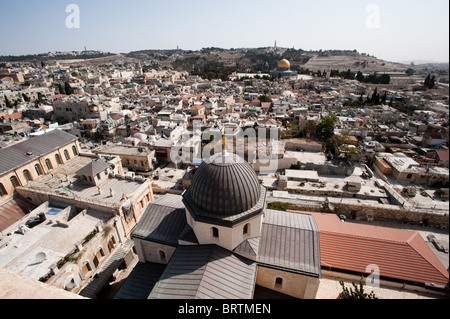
xmin=0 ymin=197 xmax=37 ymax=232
xmin=190 ymin=104 xmax=204 ymax=111
xmin=2 ymin=112 xmax=23 ymax=121
xmin=50 ymin=94 xmax=68 ymax=99
xmin=436 ymin=150 xmax=449 ymax=162
xmin=298 ymin=212 xmax=449 ymax=286
xmin=190 ymin=114 xmax=205 ymax=119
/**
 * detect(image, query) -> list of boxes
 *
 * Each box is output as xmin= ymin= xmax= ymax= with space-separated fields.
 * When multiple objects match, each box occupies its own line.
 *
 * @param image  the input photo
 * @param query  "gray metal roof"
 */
xmin=114 ymin=262 xmax=166 ymax=299
xmin=149 ymin=245 xmax=257 ymax=299
xmin=75 ymin=159 xmax=110 ymax=176
xmin=183 ymin=185 xmax=266 ymax=228
xmin=131 ymin=194 xmax=187 ymax=246
xmin=257 ymin=209 xmax=321 ymax=278
xmin=233 ymin=237 xmax=260 ymax=258
xmin=80 ymin=240 xmax=135 ymax=298
xmin=0 ymin=130 xmax=78 ymax=176
xmin=189 ymin=152 xmax=262 ymax=216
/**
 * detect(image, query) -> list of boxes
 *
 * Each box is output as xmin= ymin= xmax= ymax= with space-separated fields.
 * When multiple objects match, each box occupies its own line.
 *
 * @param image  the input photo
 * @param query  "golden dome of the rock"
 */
xmin=278 ymin=59 xmax=290 ymax=68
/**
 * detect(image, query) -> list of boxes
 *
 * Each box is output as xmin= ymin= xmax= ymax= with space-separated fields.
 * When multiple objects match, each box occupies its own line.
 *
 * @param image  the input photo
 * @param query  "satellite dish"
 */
xmin=35 ymin=252 xmax=47 ymax=263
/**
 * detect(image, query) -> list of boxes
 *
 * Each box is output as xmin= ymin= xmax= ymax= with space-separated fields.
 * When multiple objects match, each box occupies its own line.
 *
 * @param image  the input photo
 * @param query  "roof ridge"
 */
xmin=406 ymin=232 xmax=449 ymax=280
xmin=194 ymin=245 xmax=217 ymax=299
xmin=319 ymin=229 xmax=412 ymax=245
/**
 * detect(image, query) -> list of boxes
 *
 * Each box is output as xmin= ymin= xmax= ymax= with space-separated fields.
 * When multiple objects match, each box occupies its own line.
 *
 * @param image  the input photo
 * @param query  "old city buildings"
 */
xmin=0 ymin=54 xmax=448 ymax=299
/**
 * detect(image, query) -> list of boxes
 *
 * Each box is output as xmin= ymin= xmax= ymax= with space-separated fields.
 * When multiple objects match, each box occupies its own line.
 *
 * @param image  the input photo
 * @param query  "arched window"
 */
xmin=243 ymin=223 xmax=250 ymax=235
xmin=275 ymin=277 xmax=283 ymax=289
xmin=55 ymin=154 xmax=62 ymax=165
xmin=10 ymin=176 xmax=20 ymax=188
xmin=212 ymin=227 xmax=219 ymax=239
xmin=23 ymin=169 xmax=33 ymax=182
xmin=159 ymin=250 xmax=166 ymax=262
xmin=96 ymin=247 xmax=105 ymax=261
xmin=35 ymin=164 xmax=43 ymax=176
xmin=64 ymin=149 xmax=70 ymax=160
xmin=72 ymin=145 xmax=78 ymax=156
xmin=45 ymin=159 xmax=53 ymax=170
xmin=0 ymin=183 xmax=7 ymax=196
xmin=81 ymin=262 xmax=92 ymax=275
xmin=107 ymin=236 xmax=116 ymax=252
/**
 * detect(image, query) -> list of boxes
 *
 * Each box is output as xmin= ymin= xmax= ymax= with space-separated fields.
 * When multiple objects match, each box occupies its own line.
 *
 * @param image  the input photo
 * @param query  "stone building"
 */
xmin=0 ymin=130 xmax=80 ymax=208
xmin=117 ymin=152 xmax=321 ymax=299
xmin=93 ymin=143 xmax=156 ymax=173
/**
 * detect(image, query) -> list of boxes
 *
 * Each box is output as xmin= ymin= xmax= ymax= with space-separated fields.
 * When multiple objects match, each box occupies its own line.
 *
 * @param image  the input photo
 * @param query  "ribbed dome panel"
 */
xmin=190 ymin=153 xmax=261 ymax=216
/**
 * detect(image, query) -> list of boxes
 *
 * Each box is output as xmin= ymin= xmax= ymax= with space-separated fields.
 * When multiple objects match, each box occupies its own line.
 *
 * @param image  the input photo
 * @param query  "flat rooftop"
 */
xmin=285 ymin=169 xmax=319 ymax=182
xmin=284 ymin=151 xmax=327 ymax=165
xmin=94 ymin=143 xmax=155 ymax=157
xmin=0 ymin=202 xmax=103 ymax=281
xmin=19 ymin=155 xmax=148 ymax=207
xmin=261 ymin=165 xmax=388 ymax=201
xmin=0 ymin=268 xmax=86 ymax=299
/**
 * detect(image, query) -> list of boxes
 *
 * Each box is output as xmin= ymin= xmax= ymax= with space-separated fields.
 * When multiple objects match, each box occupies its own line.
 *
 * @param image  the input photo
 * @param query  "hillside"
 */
xmin=0 ymin=51 xmax=116 ymax=64
xmin=125 ymin=47 xmax=415 ymax=74
xmin=4 ymin=47 xmax=447 ymax=79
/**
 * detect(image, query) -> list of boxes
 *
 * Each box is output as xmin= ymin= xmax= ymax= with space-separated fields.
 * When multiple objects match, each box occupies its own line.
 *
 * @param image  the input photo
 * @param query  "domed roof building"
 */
xmin=270 ymin=58 xmax=298 ymax=79
xmin=181 ymin=152 xmax=268 ymax=254
xmin=188 ymin=152 xmax=263 ymax=216
xmin=278 ymin=58 xmax=291 ymax=69
xmin=127 ymin=152 xmax=322 ymax=300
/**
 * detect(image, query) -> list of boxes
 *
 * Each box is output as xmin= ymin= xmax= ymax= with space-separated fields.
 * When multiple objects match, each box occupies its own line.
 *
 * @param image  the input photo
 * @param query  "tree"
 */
xmin=424 ymin=73 xmax=436 ymax=89
xmin=356 ymin=71 xmax=364 ymax=82
xmin=64 ymin=81 xmax=74 ymax=95
xmin=316 ymin=115 xmax=338 ymax=141
xmin=58 ymin=83 xmax=65 ymax=95
xmin=381 ymin=91 xmax=387 ymax=104
xmin=4 ymin=95 xmax=12 ymax=108
xmin=37 ymin=92 xmax=44 ymax=104
xmin=337 ymin=280 xmax=378 ymax=299
xmin=406 ymin=68 xmax=415 ymax=76
xmin=371 ymin=88 xmax=380 ymax=104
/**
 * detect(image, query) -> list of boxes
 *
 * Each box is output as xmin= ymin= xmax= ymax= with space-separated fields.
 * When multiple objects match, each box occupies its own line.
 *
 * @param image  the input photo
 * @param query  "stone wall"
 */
xmin=286 ymin=200 xmax=448 ymax=228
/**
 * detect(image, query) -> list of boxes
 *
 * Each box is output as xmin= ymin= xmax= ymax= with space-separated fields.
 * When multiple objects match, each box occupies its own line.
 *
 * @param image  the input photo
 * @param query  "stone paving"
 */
xmin=316 ymin=277 xmax=444 ymax=299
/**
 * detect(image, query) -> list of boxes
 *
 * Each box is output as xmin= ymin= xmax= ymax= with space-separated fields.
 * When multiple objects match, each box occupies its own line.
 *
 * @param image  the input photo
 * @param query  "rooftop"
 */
xmin=18 ymin=155 xmax=148 ymax=208
xmin=0 ymin=268 xmax=86 ymax=299
xmin=0 ymin=201 xmax=104 ymax=281
xmin=149 ymin=245 xmax=257 ymax=299
xmin=257 ymin=209 xmax=321 ymax=277
xmin=94 ymin=143 xmax=155 ymax=157
xmin=306 ymin=212 xmax=449 ymax=287
xmin=0 ymin=130 xmax=78 ymax=176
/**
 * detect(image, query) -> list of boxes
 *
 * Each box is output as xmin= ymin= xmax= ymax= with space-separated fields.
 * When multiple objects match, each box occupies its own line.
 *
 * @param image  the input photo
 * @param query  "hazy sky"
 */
xmin=1 ymin=0 xmax=449 ymax=63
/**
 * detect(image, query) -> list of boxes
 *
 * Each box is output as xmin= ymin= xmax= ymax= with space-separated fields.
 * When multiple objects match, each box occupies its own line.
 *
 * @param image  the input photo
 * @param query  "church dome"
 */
xmin=189 ymin=152 xmax=261 ymax=216
xmin=278 ymin=59 xmax=291 ymax=69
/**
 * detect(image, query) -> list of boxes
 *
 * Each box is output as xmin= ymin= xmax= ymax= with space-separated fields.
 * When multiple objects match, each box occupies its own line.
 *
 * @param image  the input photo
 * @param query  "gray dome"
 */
xmin=190 ymin=152 xmax=261 ymax=216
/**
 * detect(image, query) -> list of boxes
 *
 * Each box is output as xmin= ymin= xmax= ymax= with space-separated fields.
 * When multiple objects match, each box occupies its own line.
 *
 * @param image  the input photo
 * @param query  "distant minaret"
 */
xmin=274 ymin=41 xmax=277 ymax=50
